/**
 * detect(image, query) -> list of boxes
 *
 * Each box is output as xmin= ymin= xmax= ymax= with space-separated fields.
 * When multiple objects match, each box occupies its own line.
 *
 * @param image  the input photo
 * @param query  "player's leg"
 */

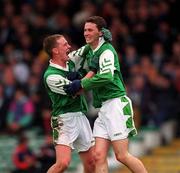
xmin=94 ymin=137 xmax=110 ymax=173
xmin=93 ymin=113 xmax=110 ymax=173
xmin=47 ymin=115 xmax=75 ymax=173
xmin=107 ymin=96 xmax=147 ymax=172
xmin=112 ymin=139 xmax=147 ymax=173
xmin=75 ymin=114 xmax=95 ymax=173
xmin=47 ymin=145 xmax=71 ymax=173
xmin=79 ymin=146 xmax=95 ymax=173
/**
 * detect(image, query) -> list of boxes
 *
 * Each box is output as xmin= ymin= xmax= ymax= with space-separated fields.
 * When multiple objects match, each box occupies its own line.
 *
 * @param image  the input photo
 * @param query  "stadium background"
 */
xmin=0 ymin=0 xmax=180 ymax=172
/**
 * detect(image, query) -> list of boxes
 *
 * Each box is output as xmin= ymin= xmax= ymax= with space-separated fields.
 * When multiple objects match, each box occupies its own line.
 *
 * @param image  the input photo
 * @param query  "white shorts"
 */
xmin=93 ymin=96 xmax=137 ymax=141
xmin=51 ymin=112 xmax=94 ymax=152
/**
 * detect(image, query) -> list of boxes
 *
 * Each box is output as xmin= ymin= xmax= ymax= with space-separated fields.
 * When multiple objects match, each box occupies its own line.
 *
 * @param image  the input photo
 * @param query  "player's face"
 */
xmin=84 ymin=22 xmax=102 ymax=47
xmin=54 ymin=37 xmax=71 ymax=61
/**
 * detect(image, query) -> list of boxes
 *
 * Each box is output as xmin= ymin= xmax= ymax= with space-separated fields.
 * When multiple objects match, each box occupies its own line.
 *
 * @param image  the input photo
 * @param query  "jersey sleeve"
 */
xmin=81 ymin=49 xmax=116 ymax=90
xmin=68 ymin=46 xmax=87 ymax=71
xmin=46 ymin=74 xmax=71 ymax=95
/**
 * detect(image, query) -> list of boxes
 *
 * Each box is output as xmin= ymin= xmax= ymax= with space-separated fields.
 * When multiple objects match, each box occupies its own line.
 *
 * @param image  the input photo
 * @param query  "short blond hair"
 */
xmin=43 ymin=34 xmax=63 ymax=57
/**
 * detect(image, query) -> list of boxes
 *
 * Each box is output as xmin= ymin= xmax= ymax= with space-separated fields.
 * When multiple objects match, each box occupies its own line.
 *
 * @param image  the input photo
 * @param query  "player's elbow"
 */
xmin=101 ymin=73 xmax=113 ymax=83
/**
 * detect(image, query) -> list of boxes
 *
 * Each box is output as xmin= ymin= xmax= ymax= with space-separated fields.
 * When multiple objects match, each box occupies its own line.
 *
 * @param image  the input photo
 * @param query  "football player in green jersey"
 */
xmin=43 ymin=34 xmax=95 ymax=173
xmin=64 ymin=16 xmax=147 ymax=173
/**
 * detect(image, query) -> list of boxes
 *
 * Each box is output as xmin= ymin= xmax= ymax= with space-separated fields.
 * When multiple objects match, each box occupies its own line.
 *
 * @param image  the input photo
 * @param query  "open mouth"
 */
xmin=66 ymin=49 xmax=71 ymax=55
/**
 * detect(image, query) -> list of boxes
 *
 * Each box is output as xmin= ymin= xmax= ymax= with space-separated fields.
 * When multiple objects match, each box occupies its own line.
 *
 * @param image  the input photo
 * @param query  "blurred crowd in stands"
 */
xmin=0 ymin=0 xmax=180 ymax=139
xmin=11 ymin=133 xmax=55 ymax=173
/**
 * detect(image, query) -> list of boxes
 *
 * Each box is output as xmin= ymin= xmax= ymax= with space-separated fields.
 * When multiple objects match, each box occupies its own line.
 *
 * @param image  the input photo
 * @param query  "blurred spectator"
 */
xmin=0 ymin=83 xmax=10 ymax=132
xmin=20 ymin=3 xmax=36 ymax=25
xmin=127 ymin=74 xmax=147 ymax=128
xmin=151 ymin=41 xmax=167 ymax=71
xmin=121 ymin=44 xmax=139 ymax=79
xmin=110 ymin=18 xmax=133 ymax=52
xmin=3 ymin=0 xmax=15 ymax=20
xmin=2 ymin=65 xmax=16 ymax=100
xmin=13 ymin=61 xmax=30 ymax=85
xmin=101 ymin=0 xmax=120 ymax=25
xmin=37 ymin=134 xmax=55 ymax=172
xmin=73 ymin=1 xmax=96 ymax=30
xmin=139 ymin=56 xmax=176 ymax=127
xmin=11 ymin=134 xmax=38 ymax=173
xmin=41 ymin=108 xmax=51 ymax=135
xmin=0 ymin=16 xmax=11 ymax=52
xmin=6 ymin=87 xmax=35 ymax=134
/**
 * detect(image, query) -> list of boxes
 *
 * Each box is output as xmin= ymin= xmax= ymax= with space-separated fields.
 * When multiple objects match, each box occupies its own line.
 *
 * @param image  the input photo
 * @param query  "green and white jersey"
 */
xmin=68 ymin=45 xmax=90 ymax=77
xmin=43 ymin=60 xmax=88 ymax=117
xmin=81 ymin=38 xmax=126 ymax=108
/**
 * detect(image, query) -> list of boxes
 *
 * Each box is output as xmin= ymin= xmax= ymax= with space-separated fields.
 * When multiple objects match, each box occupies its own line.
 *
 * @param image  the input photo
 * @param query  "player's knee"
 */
xmin=55 ymin=159 xmax=70 ymax=172
xmin=115 ymin=152 xmax=128 ymax=164
xmin=94 ymin=150 xmax=106 ymax=164
xmin=84 ymin=162 xmax=95 ymax=173
xmin=84 ymin=158 xmax=95 ymax=172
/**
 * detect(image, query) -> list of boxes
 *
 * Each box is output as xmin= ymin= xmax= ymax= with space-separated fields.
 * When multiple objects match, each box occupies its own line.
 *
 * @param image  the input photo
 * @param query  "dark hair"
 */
xmin=85 ymin=16 xmax=107 ymax=31
xmin=43 ymin=34 xmax=63 ymax=57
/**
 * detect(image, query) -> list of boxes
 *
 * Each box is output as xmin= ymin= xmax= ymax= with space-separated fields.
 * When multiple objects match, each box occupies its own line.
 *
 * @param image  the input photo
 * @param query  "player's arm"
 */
xmin=68 ymin=46 xmax=86 ymax=63
xmin=83 ymin=71 xmax=95 ymax=79
xmin=81 ymin=49 xmax=115 ymax=90
xmin=73 ymin=70 xmax=95 ymax=95
xmin=46 ymin=74 xmax=71 ymax=95
xmin=63 ymin=50 xmax=115 ymax=95
xmin=68 ymin=45 xmax=90 ymax=69
xmin=67 ymin=45 xmax=91 ymax=81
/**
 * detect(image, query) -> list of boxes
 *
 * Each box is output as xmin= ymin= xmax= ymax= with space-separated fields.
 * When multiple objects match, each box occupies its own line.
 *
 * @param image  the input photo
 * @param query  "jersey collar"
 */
xmin=49 ymin=59 xmax=69 ymax=71
xmin=93 ymin=37 xmax=105 ymax=53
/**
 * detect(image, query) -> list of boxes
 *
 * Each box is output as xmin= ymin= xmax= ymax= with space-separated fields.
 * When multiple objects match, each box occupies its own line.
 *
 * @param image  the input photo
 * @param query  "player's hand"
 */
xmin=67 ymin=72 xmax=81 ymax=81
xmin=63 ymin=80 xmax=82 ymax=96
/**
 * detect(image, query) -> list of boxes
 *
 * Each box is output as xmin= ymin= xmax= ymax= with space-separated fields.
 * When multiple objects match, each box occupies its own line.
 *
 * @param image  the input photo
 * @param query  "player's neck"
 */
xmin=90 ymin=40 xmax=99 ymax=50
xmin=51 ymin=57 xmax=67 ymax=68
xmin=59 ymin=61 xmax=67 ymax=68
